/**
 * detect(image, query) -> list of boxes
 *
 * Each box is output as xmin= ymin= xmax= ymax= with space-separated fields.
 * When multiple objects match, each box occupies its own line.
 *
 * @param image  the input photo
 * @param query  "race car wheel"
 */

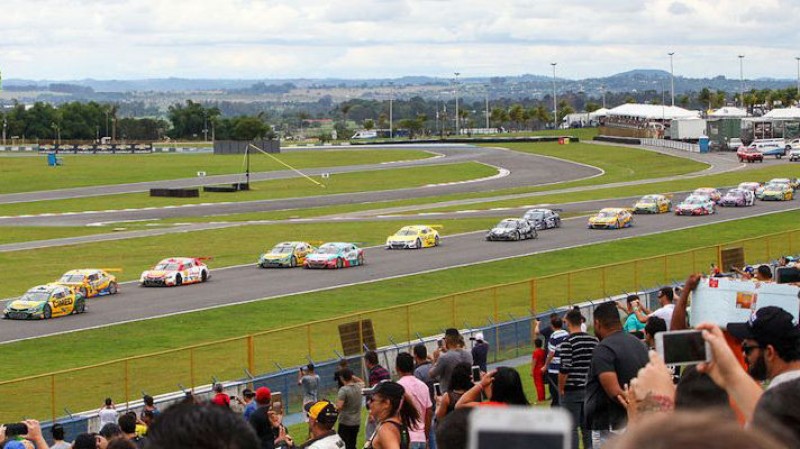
xmin=43 ymin=305 xmax=52 ymax=320
xmin=555 ymin=219 xmax=561 ymax=228
xmin=416 ymin=238 xmax=422 ymax=249
xmin=290 ymin=256 xmax=297 ymax=268
xmin=201 ymin=271 xmax=208 ymax=282
xmin=514 ymin=231 xmax=521 ymax=241
xmin=357 ymin=254 xmax=365 ymax=266
xmin=434 ymin=235 xmax=440 ymax=246
xmin=336 ymin=258 xmax=343 ymax=269
xmin=74 ymin=299 xmax=86 ymax=314
xmin=175 ymin=274 xmax=183 ymax=286
xmin=108 ymin=282 xmax=118 ymax=295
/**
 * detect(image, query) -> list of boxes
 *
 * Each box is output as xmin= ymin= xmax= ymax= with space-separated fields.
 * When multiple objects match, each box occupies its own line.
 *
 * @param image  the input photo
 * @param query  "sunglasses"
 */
xmin=742 ymin=344 xmax=762 ymax=355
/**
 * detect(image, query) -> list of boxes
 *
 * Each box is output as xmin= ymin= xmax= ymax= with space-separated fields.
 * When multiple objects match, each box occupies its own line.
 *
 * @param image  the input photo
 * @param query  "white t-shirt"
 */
xmin=98 ymin=407 xmax=118 ymax=428
xmin=649 ymin=304 xmax=675 ymax=330
xmin=306 ymin=432 xmax=345 ymax=449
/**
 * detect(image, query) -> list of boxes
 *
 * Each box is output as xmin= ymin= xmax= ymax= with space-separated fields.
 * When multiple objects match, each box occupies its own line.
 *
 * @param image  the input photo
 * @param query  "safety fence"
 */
xmin=1 ymin=228 xmax=798 ymax=423
xmin=641 ymin=138 xmax=701 ymax=153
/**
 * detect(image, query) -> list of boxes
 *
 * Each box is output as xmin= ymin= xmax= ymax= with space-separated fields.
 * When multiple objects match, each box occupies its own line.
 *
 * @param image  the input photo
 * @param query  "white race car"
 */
xmin=140 ymin=257 xmax=210 ymax=287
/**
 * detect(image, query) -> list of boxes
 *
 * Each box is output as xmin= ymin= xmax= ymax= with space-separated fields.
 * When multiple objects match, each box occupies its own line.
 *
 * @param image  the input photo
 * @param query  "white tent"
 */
xmin=606 ymin=103 xmax=700 ymax=120
xmin=588 ymin=108 xmax=610 ymax=119
xmin=763 ymin=108 xmax=800 ymax=119
xmin=708 ymin=107 xmax=748 ymax=118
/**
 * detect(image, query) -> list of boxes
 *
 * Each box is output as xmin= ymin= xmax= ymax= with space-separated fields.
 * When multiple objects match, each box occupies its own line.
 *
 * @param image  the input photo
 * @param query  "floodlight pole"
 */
xmin=389 ymin=82 xmax=394 ymax=139
xmin=485 ymin=90 xmax=490 ymax=129
xmin=738 ymin=55 xmax=745 ymax=109
xmin=668 ymin=52 xmax=675 ymax=107
xmin=551 ymin=63 xmax=558 ymax=131
xmin=246 ymin=144 xmax=250 ymax=187
xmin=454 ymin=72 xmax=460 ymax=136
xmin=601 ymin=84 xmax=606 ymax=109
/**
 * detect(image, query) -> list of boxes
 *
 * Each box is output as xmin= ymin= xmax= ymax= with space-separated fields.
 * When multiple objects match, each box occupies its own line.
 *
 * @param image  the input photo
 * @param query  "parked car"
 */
xmin=737 ymin=146 xmax=764 ymax=163
xmin=727 ymin=138 xmax=744 ymax=151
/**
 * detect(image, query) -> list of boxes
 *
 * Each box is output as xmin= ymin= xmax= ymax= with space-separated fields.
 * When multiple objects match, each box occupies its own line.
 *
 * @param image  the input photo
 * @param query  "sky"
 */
xmin=2 ymin=0 xmax=800 ymax=81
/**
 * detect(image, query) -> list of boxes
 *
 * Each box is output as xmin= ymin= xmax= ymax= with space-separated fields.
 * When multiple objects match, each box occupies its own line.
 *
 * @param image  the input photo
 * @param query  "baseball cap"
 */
xmin=728 ymin=306 xmax=800 ymax=348
xmin=304 ymin=400 xmax=339 ymax=425
xmin=255 ymin=386 xmax=271 ymax=403
xmin=361 ymin=380 xmax=406 ymax=399
xmin=470 ymin=332 xmax=485 ymax=342
xmin=242 ymin=388 xmax=255 ymax=399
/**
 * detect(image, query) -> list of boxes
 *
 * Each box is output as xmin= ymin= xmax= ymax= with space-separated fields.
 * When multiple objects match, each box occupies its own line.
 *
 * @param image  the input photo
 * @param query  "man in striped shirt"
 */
xmin=558 ymin=308 xmax=599 ymax=449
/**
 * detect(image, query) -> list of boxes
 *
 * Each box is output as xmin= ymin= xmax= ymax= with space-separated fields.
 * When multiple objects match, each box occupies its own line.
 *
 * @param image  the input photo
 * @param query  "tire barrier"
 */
xmin=149 ymin=188 xmax=200 ymax=198
xmin=202 ymin=183 xmax=250 ymax=193
xmin=593 ymin=135 xmax=642 ymax=145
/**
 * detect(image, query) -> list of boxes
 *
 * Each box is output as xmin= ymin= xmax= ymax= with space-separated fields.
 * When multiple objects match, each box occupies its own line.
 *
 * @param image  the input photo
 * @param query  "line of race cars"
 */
xmin=4 ymin=177 xmax=798 ymax=321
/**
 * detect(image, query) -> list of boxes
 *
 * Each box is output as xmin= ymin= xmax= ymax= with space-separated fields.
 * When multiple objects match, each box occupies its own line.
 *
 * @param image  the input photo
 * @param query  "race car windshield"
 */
xmin=497 ymin=222 xmax=517 ymax=229
xmin=525 ymin=211 xmax=544 ymax=219
xmin=685 ymin=197 xmax=705 ymax=204
xmin=21 ymin=292 xmax=50 ymax=302
xmin=317 ymin=246 xmax=341 ymax=254
xmin=397 ymin=229 xmax=418 ymax=236
xmin=640 ymin=195 xmax=658 ymax=202
xmin=154 ymin=263 xmax=180 ymax=271
xmin=597 ymin=211 xmax=616 ymax=218
xmin=271 ymin=246 xmax=294 ymax=254
xmin=726 ymin=191 xmax=744 ymax=198
xmin=59 ymin=274 xmax=85 ymax=283
xmin=765 ymin=184 xmax=783 ymax=190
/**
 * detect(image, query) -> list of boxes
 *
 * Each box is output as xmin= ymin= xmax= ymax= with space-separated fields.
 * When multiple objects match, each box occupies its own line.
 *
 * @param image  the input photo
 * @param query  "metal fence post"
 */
xmin=51 ymin=374 xmax=56 ymax=423
xmin=493 ymin=287 xmax=499 ymax=322
xmin=634 ymin=260 xmax=640 ymax=289
xmin=451 ymin=295 xmax=457 ymax=327
xmin=567 ymin=272 xmax=573 ymax=302
xmin=663 ymin=256 xmax=668 ymax=282
xmin=190 ymin=348 xmax=195 ymax=391
xmin=766 ymin=238 xmax=771 ymax=260
xmin=790 ymin=231 xmax=794 ymax=254
xmin=406 ymin=305 xmax=411 ymax=341
xmin=307 ymin=325 xmax=313 ymax=359
xmin=692 ymin=250 xmax=697 ymax=273
xmin=247 ymin=335 xmax=255 ymax=375
xmin=530 ymin=278 xmax=537 ymax=312
xmin=716 ymin=245 xmax=723 ymax=269
xmin=124 ymin=359 xmax=130 ymax=409
xmin=601 ymin=267 xmax=607 ymax=295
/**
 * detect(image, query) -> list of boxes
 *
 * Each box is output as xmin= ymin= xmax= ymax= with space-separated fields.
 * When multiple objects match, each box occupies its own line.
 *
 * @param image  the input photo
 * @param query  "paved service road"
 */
xmin=2 ymin=195 xmax=797 ymax=343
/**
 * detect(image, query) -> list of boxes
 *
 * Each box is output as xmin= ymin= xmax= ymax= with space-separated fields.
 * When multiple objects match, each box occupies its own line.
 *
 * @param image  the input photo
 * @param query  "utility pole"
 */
xmin=668 ymin=52 xmax=675 ymax=107
xmin=454 ymin=72 xmax=460 ymax=136
xmin=601 ymin=84 xmax=606 ymax=109
xmin=738 ymin=55 xmax=745 ymax=109
xmin=389 ymin=82 xmax=393 ymax=139
xmin=551 ymin=63 xmax=558 ymax=130
xmin=796 ymin=57 xmax=800 ymax=104
xmin=485 ymin=90 xmax=490 ymax=130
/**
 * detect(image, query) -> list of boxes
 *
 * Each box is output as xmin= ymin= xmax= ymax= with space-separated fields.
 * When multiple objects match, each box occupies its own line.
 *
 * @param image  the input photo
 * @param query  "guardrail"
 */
xmin=1 ymin=228 xmax=797 ymax=422
xmin=641 ymin=138 xmax=700 ymax=153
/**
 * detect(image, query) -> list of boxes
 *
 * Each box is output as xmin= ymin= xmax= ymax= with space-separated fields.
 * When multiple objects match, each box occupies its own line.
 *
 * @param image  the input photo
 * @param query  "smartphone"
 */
xmin=437 ymin=339 xmax=444 ymax=348
xmin=468 ymin=406 xmax=571 ymax=449
xmin=471 ymin=365 xmax=481 ymax=383
xmin=3 ymin=423 xmax=28 ymax=436
xmin=271 ymin=392 xmax=284 ymax=415
xmin=655 ymin=330 xmax=712 ymax=366
xmin=433 ymin=382 xmax=442 ymax=397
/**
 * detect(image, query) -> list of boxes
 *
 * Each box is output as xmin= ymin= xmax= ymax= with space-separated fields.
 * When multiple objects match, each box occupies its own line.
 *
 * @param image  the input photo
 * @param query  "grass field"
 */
xmin=0 ymin=162 xmax=496 ymax=216
xmin=1 ymin=209 xmax=798 ymax=381
xmin=0 ymin=226 xmax=117 ymax=245
xmin=0 ymin=149 xmax=433 ymax=194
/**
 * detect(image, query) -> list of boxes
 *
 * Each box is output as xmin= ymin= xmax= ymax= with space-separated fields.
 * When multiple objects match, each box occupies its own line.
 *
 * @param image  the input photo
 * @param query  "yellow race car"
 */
xmin=632 ymin=194 xmax=672 ymax=214
xmin=3 ymin=283 xmax=86 ymax=320
xmin=760 ymin=182 xmax=794 ymax=201
xmin=386 ymin=225 xmax=441 ymax=249
xmin=258 ymin=241 xmax=316 ymax=268
xmin=56 ymin=269 xmax=120 ymax=298
xmin=588 ymin=208 xmax=633 ymax=229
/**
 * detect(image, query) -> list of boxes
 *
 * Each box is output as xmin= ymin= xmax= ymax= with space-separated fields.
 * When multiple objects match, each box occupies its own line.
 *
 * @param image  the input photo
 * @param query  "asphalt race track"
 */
xmin=2 ymin=195 xmax=797 ymax=343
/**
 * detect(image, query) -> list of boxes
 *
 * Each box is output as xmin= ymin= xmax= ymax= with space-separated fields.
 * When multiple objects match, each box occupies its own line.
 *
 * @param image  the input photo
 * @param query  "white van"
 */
xmin=747 ymin=139 xmax=787 ymax=158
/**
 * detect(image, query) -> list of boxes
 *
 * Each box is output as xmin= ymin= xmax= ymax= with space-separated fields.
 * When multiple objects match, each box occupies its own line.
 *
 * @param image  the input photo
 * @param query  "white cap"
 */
xmin=472 ymin=332 xmax=484 ymax=341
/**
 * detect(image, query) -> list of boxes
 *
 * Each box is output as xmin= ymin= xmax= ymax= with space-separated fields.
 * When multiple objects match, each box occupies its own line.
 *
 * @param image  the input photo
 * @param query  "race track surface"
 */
xmin=2 ymin=194 xmax=796 ymax=343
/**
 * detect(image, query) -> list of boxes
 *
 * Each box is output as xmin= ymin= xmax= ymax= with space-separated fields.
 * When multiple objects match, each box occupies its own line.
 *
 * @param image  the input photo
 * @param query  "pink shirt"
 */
xmin=396 ymin=375 xmax=432 ymax=443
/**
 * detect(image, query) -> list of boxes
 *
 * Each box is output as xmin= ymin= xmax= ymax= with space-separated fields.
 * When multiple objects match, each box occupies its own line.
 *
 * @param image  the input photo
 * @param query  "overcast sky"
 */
xmin=2 ymin=0 xmax=799 ymax=81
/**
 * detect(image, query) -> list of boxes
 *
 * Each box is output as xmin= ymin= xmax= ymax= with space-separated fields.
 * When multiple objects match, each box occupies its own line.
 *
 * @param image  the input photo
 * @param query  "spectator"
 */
xmin=335 ymin=368 xmax=363 ymax=449
xmin=364 ymin=350 xmax=391 ymax=440
xmin=675 ymin=365 xmax=733 ymax=418
xmin=412 ymin=344 xmax=432 ymax=384
xmin=617 ymin=295 xmax=646 ymax=336
xmin=0 ymin=420 xmax=48 ymax=449
xmin=396 ymin=352 xmax=433 ymax=449
xmin=298 ymin=364 xmax=321 ymax=410
xmin=456 ymin=367 xmax=529 ymax=408
xmin=436 ymin=363 xmax=475 ymax=421
xmin=531 ymin=338 xmax=546 ymax=403
xmin=333 ymin=359 xmax=349 ymax=389
xmin=752 ymin=378 xmax=800 ymax=448
xmin=434 ymin=408 xmax=472 ymax=449
xmin=248 ymin=387 xmax=280 ymax=449
xmin=99 ymin=423 xmax=123 ymax=442
xmin=302 ymin=401 xmax=345 ymax=448
xmin=139 ymin=410 xmax=155 ymax=437
xmin=643 ymin=317 xmax=667 ymax=349
xmin=141 ymin=395 xmax=159 ymax=418
xmin=584 ymin=301 xmax=648 ymax=448
xmin=98 ymin=398 xmax=118 ymax=429
xmin=430 ymin=329 xmax=473 ymax=393
xmin=538 ymin=312 xmax=560 ymax=348
xmin=559 ymin=309 xmax=599 ymax=449
xmin=363 ymin=382 xmax=420 ymax=449
xmin=211 ymin=383 xmax=231 ymax=408
xmin=72 ymin=433 xmax=101 ymax=449
xmin=737 ymin=264 xmax=773 ymax=282
xmin=147 ymin=402 xmax=259 ymax=449
xmin=633 ymin=287 xmax=675 ymax=329
xmin=49 ymin=424 xmax=70 ymax=449
xmin=609 ymin=412 xmax=786 ymax=449
xmin=572 ymin=306 xmax=589 ymax=332
xmin=107 ymin=439 xmax=136 ymax=449
xmin=470 ymin=333 xmax=489 ymax=373
xmin=118 ymin=413 xmax=144 ymax=448
xmin=542 ymin=317 xmax=568 ymax=406
xmin=242 ymin=389 xmax=258 ymax=421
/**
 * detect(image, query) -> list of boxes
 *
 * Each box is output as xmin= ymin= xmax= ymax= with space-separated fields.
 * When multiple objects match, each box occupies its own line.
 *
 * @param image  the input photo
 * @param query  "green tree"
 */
xmin=585 ymin=102 xmax=601 ymax=113
xmin=231 ymin=116 xmax=270 ymax=140
xmin=363 ymin=119 xmax=375 ymax=130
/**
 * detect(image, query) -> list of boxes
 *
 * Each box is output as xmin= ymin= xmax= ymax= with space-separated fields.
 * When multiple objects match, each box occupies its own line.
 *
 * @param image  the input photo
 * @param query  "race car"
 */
xmin=719 ymin=189 xmax=755 ymax=207
xmin=486 ymin=218 xmax=538 ymax=241
xmin=632 ymin=194 xmax=672 ymax=214
xmin=258 ymin=241 xmax=315 ymax=268
xmin=766 ymin=178 xmax=799 ymax=191
xmin=386 ymin=225 xmax=440 ymax=249
xmin=675 ymin=195 xmax=715 ymax=215
xmin=56 ymin=269 xmax=120 ymax=298
xmin=140 ymin=257 xmax=210 ymax=287
xmin=692 ymin=188 xmax=722 ymax=203
xmin=3 ymin=284 xmax=86 ymax=320
xmin=737 ymin=182 xmax=762 ymax=194
xmin=522 ymin=208 xmax=561 ymax=230
xmin=303 ymin=243 xmax=365 ymax=269
xmin=759 ymin=182 xmax=794 ymax=201
xmin=587 ymin=208 xmax=633 ymax=229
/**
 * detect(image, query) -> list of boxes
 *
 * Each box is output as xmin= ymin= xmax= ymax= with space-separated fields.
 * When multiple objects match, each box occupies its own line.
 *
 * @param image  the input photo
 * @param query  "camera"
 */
xmin=4 ymin=423 xmax=29 ymax=436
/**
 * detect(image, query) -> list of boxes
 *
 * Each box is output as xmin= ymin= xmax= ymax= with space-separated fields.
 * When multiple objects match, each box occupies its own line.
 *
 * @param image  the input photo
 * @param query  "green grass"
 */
xmin=0 ymin=227 xmax=117 ymax=245
xmin=0 ymin=162 xmax=496 ymax=216
xmin=0 ymin=149 xmax=433 ymax=194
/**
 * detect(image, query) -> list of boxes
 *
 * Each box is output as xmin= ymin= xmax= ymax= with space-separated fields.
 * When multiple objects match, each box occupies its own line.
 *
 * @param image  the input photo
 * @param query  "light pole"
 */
xmin=485 ymin=89 xmax=490 ymax=130
xmin=668 ymin=52 xmax=675 ymax=107
xmin=551 ymin=62 xmax=558 ymax=130
xmin=454 ymin=72 xmax=460 ymax=136
xmin=601 ymin=84 xmax=606 ymax=109
xmin=105 ymin=110 xmax=109 ymax=139
xmin=389 ymin=82 xmax=393 ymax=139
xmin=738 ymin=55 xmax=745 ymax=109
xmin=795 ymin=57 xmax=800 ymax=104
xmin=2 ymin=117 xmax=6 ymax=146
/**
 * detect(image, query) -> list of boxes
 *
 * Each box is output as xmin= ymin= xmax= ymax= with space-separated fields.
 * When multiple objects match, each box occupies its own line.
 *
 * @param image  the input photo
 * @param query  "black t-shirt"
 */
xmin=472 ymin=342 xmax=489 ymax=372
xmin=584 ymin=330 xmax=648 ymax=430
xmin=248 ymin=405 xmax=276 ymax=449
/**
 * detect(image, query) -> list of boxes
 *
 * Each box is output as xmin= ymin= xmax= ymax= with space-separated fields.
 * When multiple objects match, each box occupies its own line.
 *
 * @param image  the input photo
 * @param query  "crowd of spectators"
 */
xmin=2 ymin=268 xmax=799 ymax=449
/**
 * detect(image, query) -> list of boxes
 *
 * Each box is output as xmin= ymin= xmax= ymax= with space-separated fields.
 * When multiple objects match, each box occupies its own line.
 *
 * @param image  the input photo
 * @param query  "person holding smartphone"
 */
xmin=455 ymin=367 xmax=529 ymax=408
xmin=363 ymin=382 xmax=420 ymax=449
